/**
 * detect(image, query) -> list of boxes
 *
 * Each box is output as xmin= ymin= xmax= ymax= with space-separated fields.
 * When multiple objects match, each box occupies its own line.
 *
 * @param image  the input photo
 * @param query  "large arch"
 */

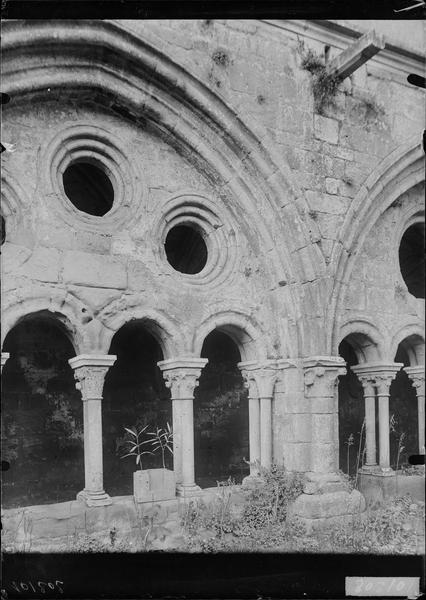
xmin=328 ymin=136 xmax=424 ymax=354
xmin=2 ymin=19 xmax=326 ymax=359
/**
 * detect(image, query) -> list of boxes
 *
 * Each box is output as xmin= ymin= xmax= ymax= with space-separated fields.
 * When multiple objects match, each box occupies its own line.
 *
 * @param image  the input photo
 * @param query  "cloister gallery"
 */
xmin=1 ymin=19 xmax=424 ymax=530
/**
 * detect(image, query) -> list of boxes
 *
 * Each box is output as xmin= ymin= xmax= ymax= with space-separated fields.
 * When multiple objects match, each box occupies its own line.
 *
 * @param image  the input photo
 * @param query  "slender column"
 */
xmin=68 ymin=354 xmax=116 ymax=507
xmin=1 ymin=352 xmax=10 ymax=372
xmin=303 ymin=356 xmax=346 ymax=478
xmin=239 ymin=362 xmax=261 ymax=476
xmin=238 ymin=361 xmax=260 ymax=481
xmin=404 ymin=366 xmax=425 ymax=454
xmin=256 ymin=369 xmax=277 ymax=469
xmin=239 ymin=361 xmax=277 ymax=473
xmin=352 ymin=366 xmax=378 ymax=470
xmin=374 ymin=364 xmax=403 ymax=472
xmin=158 ymin=358 xmax=208 ymax=497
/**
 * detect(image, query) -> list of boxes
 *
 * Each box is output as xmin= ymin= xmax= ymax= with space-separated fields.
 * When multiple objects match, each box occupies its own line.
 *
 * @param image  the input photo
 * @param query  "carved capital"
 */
xmin=404 ymin=366 xmax=425 ymax=397
xmin=158 ymin=358 xmax=208 ymax=399
xmin=68 ymin=354 xmax=117 ymax=400
xmin=352 ymin=362 xmax=403 ymax=397
xmin=351 ymin=365 xmax=377 ymax=397
xmin=238 ymin=360 xmax=278 ymax=398
xmin=303 ymin=356 xmax=346 ymax=397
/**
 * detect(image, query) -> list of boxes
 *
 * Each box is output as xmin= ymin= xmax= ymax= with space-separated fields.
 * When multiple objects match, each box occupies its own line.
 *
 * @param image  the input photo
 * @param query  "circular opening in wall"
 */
xmin=399 ymin=222 xmax=425 ymax=299
xmin=62 ymin=162 xmax=114 ymax=217
xmin=165 ymin=225 xmax=208 ymax=274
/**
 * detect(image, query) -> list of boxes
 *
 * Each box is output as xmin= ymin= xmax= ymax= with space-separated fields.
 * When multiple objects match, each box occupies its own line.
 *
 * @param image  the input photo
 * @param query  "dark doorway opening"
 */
xmin=103 ymin=323 xmax=171 ymax=497
xmin=164 ymin=225 xmax=208 ymax=274
xmin=62 ymin=161 xmax=114 ymax=216
xmin=338 ymin=340 xmax=365 ymax=476
xmin=194 ymin=330 xmax=249 ymax=488
xmin=389 ymin=345 xmax=418 ymax=469
xmin=1 ymin=315 xmax=83 ymax=508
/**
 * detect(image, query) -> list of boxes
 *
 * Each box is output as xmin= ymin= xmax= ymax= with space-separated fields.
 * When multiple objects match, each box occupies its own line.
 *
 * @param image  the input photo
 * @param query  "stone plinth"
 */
xmin=133 ymin=468 xmax=176 ymax=503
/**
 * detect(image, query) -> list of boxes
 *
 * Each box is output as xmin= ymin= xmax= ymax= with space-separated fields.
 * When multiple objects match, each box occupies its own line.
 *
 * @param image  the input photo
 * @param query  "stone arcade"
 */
xmin=1 ymin=19 xmax=424 ymax=535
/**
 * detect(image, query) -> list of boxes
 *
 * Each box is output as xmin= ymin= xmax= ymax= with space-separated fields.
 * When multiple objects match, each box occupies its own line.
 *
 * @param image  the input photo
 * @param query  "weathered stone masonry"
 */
xmin=1 ymin=20 xmax=424 ymax=523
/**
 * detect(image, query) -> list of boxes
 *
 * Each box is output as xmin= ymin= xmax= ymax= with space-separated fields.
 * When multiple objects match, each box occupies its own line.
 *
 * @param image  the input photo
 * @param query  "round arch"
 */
xmin=98 ymin=304 xmax=184 ymax=360
xmin=2 ymin=19 xmax=327 ymax=360
xmin=328 ymin=136 xmax=424 ymax=353
xmin=337 ymin=319 xmax=385 ymax=363
xmin=192 ymin=311 xmax=268 ymax=362
xmin=390 ymin=326 xmax=425 ymax=366
xmin=1 ymin=289 xmax=85 ymax=354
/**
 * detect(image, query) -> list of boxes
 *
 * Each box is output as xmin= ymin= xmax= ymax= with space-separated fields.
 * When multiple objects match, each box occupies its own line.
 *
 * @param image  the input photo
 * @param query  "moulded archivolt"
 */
xmin=150 ymin=192 xmax=240 ymax=288
xmin=39 ymin=123 xmax=146 ymax=231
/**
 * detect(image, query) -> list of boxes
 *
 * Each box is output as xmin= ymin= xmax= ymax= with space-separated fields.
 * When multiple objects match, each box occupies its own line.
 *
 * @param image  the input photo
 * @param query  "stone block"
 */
xmin=325 ymin=177 xmax=339 ymax=195
xmin=290 ymin=489 xmax=365 ymax=520
xmin=63 ymin=250 xmax=127 ymax=289
xmin=292 ymin=414 xmax=311 ymax=442
xmin=20 ymin=246 xmax=62 ymax=283
xmin=37 ymin=223 xmax=74 ymax=250
xmin=314 ymin=115 xmax=339 ymax=144
xmin=283 ymin=442 xmax=311 ymax=471
xmin=134 ymin=469 xmax=176 ymax=503
xmin=305 ymin=191 xmax=348 ymax=215
xmin=73 ymin=231 xmax=112 ymax=255
xmin=311 ymin=443 xmax=335 ymax=473
xmin=311 ymin=414 xmax=334 ymax=441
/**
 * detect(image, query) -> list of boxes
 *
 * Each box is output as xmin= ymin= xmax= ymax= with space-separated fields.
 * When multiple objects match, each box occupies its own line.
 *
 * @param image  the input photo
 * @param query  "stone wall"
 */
xmin=1 ymin=19 xmax=424 ymax=508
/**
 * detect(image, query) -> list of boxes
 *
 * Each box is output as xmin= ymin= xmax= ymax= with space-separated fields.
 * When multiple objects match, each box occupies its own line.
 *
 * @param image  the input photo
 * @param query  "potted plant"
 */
xmin=121 ymin=422 xmax=175 ymax=503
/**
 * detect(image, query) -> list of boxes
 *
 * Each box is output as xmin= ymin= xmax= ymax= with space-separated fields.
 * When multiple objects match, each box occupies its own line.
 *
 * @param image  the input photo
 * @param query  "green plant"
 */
xmin=120 ymin=424 xmax=153 ymax=470
xmin=147 ymin=422 xmax=174 ymax=468
xmin=298 ymin=40 xmax=341 ymax=114
xmin=242 ymin=463 xmax=304 ymax=528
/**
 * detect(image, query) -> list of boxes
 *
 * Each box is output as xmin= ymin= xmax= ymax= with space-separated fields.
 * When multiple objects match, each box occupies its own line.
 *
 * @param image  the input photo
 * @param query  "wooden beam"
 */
xmin=326 ymin=30 xmax=386 ymax=80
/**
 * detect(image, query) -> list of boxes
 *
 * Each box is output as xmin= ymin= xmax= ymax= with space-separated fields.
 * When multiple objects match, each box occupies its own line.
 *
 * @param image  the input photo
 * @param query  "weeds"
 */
xmin=298 ymin=40 xmax=341 ymax=114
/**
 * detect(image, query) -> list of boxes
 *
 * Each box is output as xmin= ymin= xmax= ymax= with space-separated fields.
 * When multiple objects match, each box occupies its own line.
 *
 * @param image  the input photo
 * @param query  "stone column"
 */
xmin=69 ymin=354 xmax=116 ymax=507
xmin=1 ymin=352 xmax=10 ymax=372
xmin=239 ymin=361 xmax=261 ymax=477
xmin=374 ymin=364 xmax=403 ymax=473
xmin=351 ymin=366 xmax=378 ymax=471
xmin=404 ymin=365 xmax=425 ymax=454
xmin=303 ymin=356 xmax=346 ymax=481
xmin=158 ymin=358 xmax=208 ymax=497
xmin=239 ymin=361 xmax=278 ymax=473
xmin=290 ymin=356 xmax=366 ymax=529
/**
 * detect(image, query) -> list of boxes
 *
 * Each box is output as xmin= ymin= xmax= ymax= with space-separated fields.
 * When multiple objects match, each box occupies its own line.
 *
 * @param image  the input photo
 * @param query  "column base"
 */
xmin=288 ymin=488 xmax=366 ymax=533
xmin=303 ymin=472 xmax=348 ymax=494
xmin=176 ymin=483 xmax=202 ymax=498
xmin=376 ymin=467 xmax=395 ymax=477
xmin=359 ymin=464 xmax=381 ymax=474
xmin=77 ymin=489 xmax=112 ymax=507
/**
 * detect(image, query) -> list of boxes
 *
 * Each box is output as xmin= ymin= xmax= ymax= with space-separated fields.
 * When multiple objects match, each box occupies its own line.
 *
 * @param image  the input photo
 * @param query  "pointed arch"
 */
xmin=2 ymin=19 xmax=327 ymax=360
xmin=329 ymin=136 xmax=424 ymax=354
